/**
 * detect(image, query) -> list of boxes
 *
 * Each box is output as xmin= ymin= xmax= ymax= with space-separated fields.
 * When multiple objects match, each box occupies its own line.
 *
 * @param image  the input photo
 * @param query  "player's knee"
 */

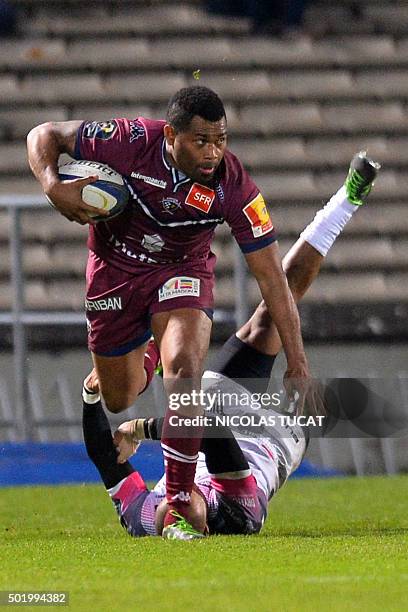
xmin=103 ymin=391 xmax=136 ymax=414
xmin=252 ymin=301 xmax=273 ymax=331
xmin=164 ymin=352 xmax=203 ymax=379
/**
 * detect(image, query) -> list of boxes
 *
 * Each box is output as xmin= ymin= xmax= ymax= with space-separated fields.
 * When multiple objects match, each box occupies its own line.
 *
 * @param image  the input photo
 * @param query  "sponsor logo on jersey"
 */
xmin=161 ymin=197 xmax=181 ymax=214
xmin=129 ymin=120 xmax=145 ymax=143
xmin=142 ymin=233 xmax=165 ymax=253
xmin=131 ymin=172 xmax=167 ymax=189
xmin=158 ymin=276 xmax=200 ymax=302
xmin=171 ymin=491 xmax=191 ymax=503
xmin=108 ymin=234 xmax=158 ymax=263
xmin=243 ymin=193 xmax=273 ymax=238
xmin=85 ymin=296 xmax=122 ymax=311
xmin=83 ymin=120 xmax=118 ymax=140
xmin=215 ymin=182 xmax=225 ymax=203
xmin=185 ymin=183 xmax=215 ymax=213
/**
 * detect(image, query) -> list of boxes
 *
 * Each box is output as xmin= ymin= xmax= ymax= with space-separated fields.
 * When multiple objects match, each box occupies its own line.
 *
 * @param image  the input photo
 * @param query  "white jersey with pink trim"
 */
xmin=108 ymin=457 xmax=261 ymax=538
xmin=108 ymin=421 xmax=306 ymax=538
xmin=202 ymin=371 xmax=308 ymax=500
xmin=107 ymin=372 xmax=307 ymax=538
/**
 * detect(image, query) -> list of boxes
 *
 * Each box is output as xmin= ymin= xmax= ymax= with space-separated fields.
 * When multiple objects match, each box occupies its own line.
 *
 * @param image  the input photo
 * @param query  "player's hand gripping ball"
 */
xmin=48 ymin=160 xmax=129 ymax=222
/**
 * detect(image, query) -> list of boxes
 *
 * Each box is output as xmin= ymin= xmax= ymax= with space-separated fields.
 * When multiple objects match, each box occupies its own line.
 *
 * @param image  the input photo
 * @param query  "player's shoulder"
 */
xmin=219 ymin=148 xmax=257 ymax=203
xmin=118 ymin=116 xmax=165 ymax=145
xmin=221 ymin=148 xmax=252 ymax=185
xmin=131 ymin=117 xmax=166 ymax=137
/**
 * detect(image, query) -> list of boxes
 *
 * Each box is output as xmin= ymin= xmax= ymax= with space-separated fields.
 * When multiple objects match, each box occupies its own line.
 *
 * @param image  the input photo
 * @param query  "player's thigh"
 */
xmin=91 ymin=343 xmax=147 ymax=413
xmin=151 ymin=308 xmax=212 ymax=379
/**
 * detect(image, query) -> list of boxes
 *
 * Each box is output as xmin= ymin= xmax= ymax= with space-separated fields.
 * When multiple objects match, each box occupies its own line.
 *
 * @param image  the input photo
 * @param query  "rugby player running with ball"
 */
xmin=82 ymin=151 xmax=380 ymax=538
xmin=28 ymin=86 xmax=313 ymax=538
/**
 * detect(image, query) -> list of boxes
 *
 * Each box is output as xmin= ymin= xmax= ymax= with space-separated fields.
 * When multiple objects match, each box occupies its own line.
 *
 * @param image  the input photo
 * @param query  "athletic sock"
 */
xmin=208 ymin=334 xmax=276 ymax=393
xmin=160 ymin=409 xmax=203 ymax=526
xmin=300 ymin=185 xmax=358 ymax=257
xmin=82 ymin=396 xmax=134 ymax=489
xmin=139 ymin=340 xmax=160 ymax=395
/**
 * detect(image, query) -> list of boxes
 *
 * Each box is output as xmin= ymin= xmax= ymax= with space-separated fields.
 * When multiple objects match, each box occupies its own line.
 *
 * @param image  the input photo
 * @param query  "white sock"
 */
xmin=300 ymin=186 xmax=359 ymax=257
xmin=82 ymin=384 xmax=101 ymax=404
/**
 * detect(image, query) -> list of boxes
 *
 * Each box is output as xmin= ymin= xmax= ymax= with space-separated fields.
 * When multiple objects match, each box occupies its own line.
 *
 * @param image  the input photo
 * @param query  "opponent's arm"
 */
xmin=238 ymin=238 xmax=321 ymax=355
xmin=238 ymin=152 xmax=381 ymax=355
xmin=27 ymin=120 xmax=109 ymax=224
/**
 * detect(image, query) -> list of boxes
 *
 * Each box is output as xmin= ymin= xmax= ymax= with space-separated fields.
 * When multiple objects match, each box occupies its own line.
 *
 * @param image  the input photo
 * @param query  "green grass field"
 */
xmin=1 ymin=476 xmax=408 ymax=612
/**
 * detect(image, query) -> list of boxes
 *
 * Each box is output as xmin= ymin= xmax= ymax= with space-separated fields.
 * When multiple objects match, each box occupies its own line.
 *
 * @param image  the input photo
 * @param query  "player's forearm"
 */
xmin=257 ymin=272 xmax=307 ymax=369
xmin=27 ymin=121 xmax=80 ymax=193
xmin=237 ymin=240 xmax=321 ymax=353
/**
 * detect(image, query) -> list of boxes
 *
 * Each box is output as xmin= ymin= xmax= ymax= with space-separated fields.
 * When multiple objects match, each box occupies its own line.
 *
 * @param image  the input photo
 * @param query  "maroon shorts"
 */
xmin=85 ymin=251 xmax=216 ymax=356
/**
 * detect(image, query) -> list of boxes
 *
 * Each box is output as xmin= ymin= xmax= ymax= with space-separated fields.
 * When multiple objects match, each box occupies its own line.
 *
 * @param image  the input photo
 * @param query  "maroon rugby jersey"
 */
xmin=75 ymin=118 xmax=277 ymax=273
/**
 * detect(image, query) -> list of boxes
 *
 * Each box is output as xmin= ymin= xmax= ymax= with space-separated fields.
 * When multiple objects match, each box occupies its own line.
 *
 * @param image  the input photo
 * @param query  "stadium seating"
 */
xmin=1 ymin=0 xmax=408 ymax=325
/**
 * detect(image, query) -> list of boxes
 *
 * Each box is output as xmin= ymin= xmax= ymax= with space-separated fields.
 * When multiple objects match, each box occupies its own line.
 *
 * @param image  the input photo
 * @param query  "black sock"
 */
xmin=200 ymin=416 xmax=250 ymax=474
xmin=208 ymin=335 xmax=276 ymax=393
xmin=82 ymin=399 xmax=134 ymax=489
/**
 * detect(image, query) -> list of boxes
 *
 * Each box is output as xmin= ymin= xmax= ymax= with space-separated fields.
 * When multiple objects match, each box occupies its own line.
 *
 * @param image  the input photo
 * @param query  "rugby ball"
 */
xmin=55 ymin=159 xmax=129 ymax=221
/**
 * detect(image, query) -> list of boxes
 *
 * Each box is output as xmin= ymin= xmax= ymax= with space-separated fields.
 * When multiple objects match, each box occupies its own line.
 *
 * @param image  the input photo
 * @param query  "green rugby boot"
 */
xmin=345 ymin=151 xmax=381 ymax=206
xmin=162 ymin=511 xmax=205 ymax=540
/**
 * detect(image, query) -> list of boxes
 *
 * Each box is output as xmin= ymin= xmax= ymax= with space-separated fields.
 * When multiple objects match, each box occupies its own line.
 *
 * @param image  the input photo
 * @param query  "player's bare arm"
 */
xmin=238 ymin=239 xmax=322 ymax=355
xmin=27 ymin=120 xmax=109 ymax=225
xmin=238 ymin=152 xmax=380 ymax=357
xmin=245 ymin=241 xmax=309 ymax=389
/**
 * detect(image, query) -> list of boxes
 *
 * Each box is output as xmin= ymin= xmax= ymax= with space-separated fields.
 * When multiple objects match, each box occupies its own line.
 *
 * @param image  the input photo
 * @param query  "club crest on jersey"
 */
xmin=142 ymin=233 xmax=165 ymax=253
xmin=83 ymin=120 xmax=118 ymax=140
xmin=243 ymin=194 xmax=274 ymax=238
xmin=158 ymin=276 xmax=200 ymax=302
xmin=185 ymin=183 xmax=215 ymax=213
xmin=129 ymin=120 xmax=145 ymax=143
xmin=161 ymin=197 xmax=181 ymax=214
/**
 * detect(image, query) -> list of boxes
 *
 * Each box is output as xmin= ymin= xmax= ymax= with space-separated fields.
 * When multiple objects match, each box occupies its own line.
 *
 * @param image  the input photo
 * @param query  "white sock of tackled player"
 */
xmin=300 ymin=186 xmax=359 ymax=257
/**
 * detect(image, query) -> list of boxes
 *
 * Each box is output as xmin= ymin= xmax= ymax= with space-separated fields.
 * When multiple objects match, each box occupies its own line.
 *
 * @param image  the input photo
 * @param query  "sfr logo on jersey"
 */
xmin=243 ymin=193 xmax=274 ymax=238
xmin=185 ymin=183 xmax=215 ymax=213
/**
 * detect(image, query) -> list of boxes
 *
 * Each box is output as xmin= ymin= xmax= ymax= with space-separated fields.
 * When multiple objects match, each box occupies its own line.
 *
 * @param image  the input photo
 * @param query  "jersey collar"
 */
xmin=161 ymin=138 xmax=191 ymax=193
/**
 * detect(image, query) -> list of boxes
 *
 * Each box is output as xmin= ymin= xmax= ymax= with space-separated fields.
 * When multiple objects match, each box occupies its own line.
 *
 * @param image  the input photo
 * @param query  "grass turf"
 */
xmin=1 ymin=476 xmax=407 ymax=612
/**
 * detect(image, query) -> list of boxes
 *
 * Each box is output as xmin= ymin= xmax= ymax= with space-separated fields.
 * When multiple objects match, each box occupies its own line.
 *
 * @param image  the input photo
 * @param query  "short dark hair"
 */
xmin=166 ymin=86 xmax=226 ymax=132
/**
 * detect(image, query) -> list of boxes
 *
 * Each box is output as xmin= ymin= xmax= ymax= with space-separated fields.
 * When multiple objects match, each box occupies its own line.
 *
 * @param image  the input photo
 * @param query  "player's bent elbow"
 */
xmin=27 ymin=121 xmax=53 ymax=143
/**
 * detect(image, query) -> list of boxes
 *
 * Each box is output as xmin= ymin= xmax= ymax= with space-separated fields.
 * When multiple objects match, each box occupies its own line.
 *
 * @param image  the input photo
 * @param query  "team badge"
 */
xmin=158 ymin=277 xmax=200 ymax=302
xmin=185 ymin=183 xmax=215 ymax=213
xmin=142 ymin=234 xmax=165 ymax=253
xmin=243 ymin=194 xmax=274 ymax=238
xmin=161 ymin=197 xmax=181 ymax=214
xmin=83 ymin=120 xmax=118 ymax=140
